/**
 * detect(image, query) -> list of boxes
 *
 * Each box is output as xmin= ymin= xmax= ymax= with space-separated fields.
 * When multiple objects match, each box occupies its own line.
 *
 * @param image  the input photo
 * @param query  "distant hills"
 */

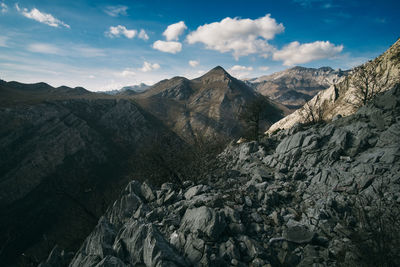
xmin=246 ymin=66 xmax=349 ymax=110
xmin=103 ymin=83 xmax=150 ymax=96
xmin=0 ymin=80 xmax=91 ymax=106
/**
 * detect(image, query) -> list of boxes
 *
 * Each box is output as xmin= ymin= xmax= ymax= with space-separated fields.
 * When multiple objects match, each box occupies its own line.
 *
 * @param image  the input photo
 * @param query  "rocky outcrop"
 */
xmin=247 ymin=66 xmax=348 ymax=109
xmin=61 ymin=85 xmax=400 ymax=266
xmin=268 ymin=38 xmax=400 ymax=133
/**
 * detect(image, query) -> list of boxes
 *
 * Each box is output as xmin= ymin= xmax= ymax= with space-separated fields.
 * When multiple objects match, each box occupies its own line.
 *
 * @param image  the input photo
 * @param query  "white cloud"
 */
xmin=259 ymin=66 xmax=270 ymax=71
xmin=18 ymin=6 xmax=70 ymax=28
xmin=273 ymin=41 xmax=343 ymax=66
xmin=117 ymin=68 xmax=136 ymax=77
xmin=72 ymin=45 xmax=106 ymax=57
xmin=189 ymin=60 xmax=199 ymax=67
xmin=140 ymin=61 xmax=160 ymax=72
xmin=104 ymin=5 xmax=128 ymax=17
xmin=186 ymin=14 xmax=284 ymax=59
xmin=27 ymin=43 xmax=62 ymax=55
xmin=26 ymin=42 xmax=106 ymax=58
xmin=1 ymin=2 xmax=8 ymax=13
xmin=228 ymin=65 xmax=254 ymax=78
xmin=106 ymin=25 xmax=137 ymax=39
xmin=0 ymin=36 xmax=8 ymax=47
xmin=138 ymin=29 xmax=149 ymax=40
xmin=163 ymin=21 xmax=187 ymax=41
xmin=152 ymin=40 xmax=182 ymax=54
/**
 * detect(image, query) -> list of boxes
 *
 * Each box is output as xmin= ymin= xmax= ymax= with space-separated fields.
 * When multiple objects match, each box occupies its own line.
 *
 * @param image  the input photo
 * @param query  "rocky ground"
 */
xmin=41 ymin=85 xmax=400 ymax=266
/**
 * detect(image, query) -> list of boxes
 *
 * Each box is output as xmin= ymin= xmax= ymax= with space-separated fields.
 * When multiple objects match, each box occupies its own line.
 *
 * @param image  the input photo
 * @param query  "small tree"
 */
xmin=350 ymin=178 xmax=400 ymax=267
xmin=299 ymin=94 xmax=326 ymax=125
xmin=240 ymin=96 xmax=280 ymax=141
xmin=351 ymin=62 xmax=388 ymax=107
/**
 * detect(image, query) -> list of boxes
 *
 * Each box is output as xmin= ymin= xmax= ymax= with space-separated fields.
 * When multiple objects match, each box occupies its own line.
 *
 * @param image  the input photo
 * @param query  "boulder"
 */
xmin=284 ymin=219 xmax=314 ymax=244
xmin=180 ymin=206 xmax=226 ymax=240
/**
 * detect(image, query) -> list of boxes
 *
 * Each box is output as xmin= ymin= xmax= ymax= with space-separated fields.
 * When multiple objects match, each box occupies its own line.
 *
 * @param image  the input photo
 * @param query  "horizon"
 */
xmin=0 ymin=0 xmax=399 ymax=91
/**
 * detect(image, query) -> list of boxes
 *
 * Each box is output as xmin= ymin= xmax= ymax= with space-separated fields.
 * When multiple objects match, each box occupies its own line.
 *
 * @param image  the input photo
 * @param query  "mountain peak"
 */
xmin=211 ymin=65 xmax=226 ymax=71
xmin=198 ymin=66 xmax=232 ymax=82
xmin=206 ymin=66 xmax=229 ymax=75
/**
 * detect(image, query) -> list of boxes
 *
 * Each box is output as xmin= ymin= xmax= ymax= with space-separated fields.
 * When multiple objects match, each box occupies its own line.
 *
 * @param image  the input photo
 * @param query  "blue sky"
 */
xmin=0 ymin=0 xmax=398 ymax=91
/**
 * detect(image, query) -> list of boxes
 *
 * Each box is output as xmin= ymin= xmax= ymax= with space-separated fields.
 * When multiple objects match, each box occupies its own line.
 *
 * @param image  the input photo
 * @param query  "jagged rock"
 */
xmin=143 ymin=224 xmax=188 ymax=267
xmin=95 ymin=255 xmax=125 ymax=267
xmin=141 ymin=182 xmax=156 ymax=202
xmin=69 ymin=218 xmax=116 ymax=267
xmin=184 ymin=184 xmax=210 ymax=200
xmin=180 ymin=206 xmax=226 ymax=240
xmin=38 ymin=245 xmax=73 ymax=267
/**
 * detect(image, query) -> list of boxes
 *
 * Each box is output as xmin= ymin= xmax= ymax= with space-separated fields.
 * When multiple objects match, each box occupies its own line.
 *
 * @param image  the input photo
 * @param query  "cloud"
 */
xmin=189 ymin=60 xmax=199 ymax=67
xmin=27 ymin=42 xmax=106 ymax=57
xmin=259 ymin=66 xmax=270 ymax=71
xmin=117 ymin=68 xmax=136 ymax=77
xmin=228 ymin=65 xmax=254 ymax=78
xmin=1 ymin=2 xmax=8 ymax=13
xmin=138 ymin=29 xmax=149 ymax=40
xmin=140 ymin=61 xmax=160 ymax=72
xmin=106 ymin=25 xmax=137 ymax=39
xmin=72 ymin=45 xmax=106 ymax=57
xmin=186 ymin=14 xmax=284 ymax=59
xmin=152 ymin=40 xmax=182 ymax=54
xmin=273 ymin=41 xmax=343 ymax=66
xmin=27 ymin=43 xmax=62 ymax=55
xmin=104 ymin=5 xmax=128 ymax=17
xmin=0 ymin=36 xmax=8 ymax=47
xmin=18 ymin=6 xmax=70 ymax=28
xmin=163 ymin=21 xmax=187 ymax=41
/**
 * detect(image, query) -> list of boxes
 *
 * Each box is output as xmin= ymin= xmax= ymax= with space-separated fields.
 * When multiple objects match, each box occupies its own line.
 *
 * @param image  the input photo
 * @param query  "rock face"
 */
xmin=134 ymin=66 xmax=287 ymax=142
xmin=0 ymin=81 xmax=185 ymax=265
xmin=268 ymin=38 xmax=400 ymax=133
xmin=58 ymin=85 xmax=400 ymax=266
xmin=247 ymin=66 xmax=348 ymax=110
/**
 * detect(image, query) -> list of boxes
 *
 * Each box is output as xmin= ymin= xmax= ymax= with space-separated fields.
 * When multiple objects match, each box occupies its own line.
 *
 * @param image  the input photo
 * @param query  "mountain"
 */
xmin=133 ymin=66 xmax=288 ymax=142
xmin=103 ymin=83 xmax=150 ymax=96
xmin=0 ymin=80 xmax=91 ymax=106
xmin=247 ymin=66 xmax=349 ymax=110
xmin=48 ymin=83 xmax=400 ymax=267
xmin=268 ymin=38 xmax=400 ymax=133
xmin=0 ymin=81 xmax=187 ymax=265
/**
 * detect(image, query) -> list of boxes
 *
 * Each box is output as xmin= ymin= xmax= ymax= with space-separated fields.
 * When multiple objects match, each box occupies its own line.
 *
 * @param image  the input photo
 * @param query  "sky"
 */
xmin=0 ymin=0 xmax=399 ymax=91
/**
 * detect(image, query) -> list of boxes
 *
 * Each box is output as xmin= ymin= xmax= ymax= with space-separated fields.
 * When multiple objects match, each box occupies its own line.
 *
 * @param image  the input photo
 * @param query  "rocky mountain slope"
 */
xmin=133 ymin=66 xmax=287 ymax=142
xmin=48 ymin=84 xmax=400 ymax=266
xmin=268 ymin=38 xmax=400 ymax=133
xmin=247 ymin=67 xmax=348 ymax=110
xmin=0 ymin=81 xmax=186 ymax=266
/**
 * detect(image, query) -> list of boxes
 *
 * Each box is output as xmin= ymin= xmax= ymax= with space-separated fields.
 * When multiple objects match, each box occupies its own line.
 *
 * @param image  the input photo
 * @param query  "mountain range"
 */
xmin=1 ymin=38 xmax=399 ymax=266
xmin=246 ymin=66 xmax=349 ymax=110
